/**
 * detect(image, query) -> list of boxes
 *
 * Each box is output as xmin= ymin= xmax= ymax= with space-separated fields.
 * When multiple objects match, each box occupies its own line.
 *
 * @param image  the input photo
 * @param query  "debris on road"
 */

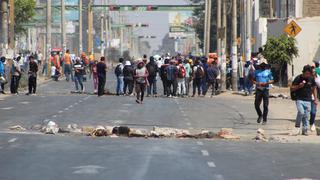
xmin=42 ymin=121 xmax=59 ymax=134
xmin=81 ymin=126 xmax=95 ymax=134
xmin=91 ymin=126 xmax=108 ymax=137
xmin=67 ymin=124 xmax=82 ymax=133
xmin=112 ymin=126 xmax=130 ymax=136
xmin=9 ymin=125 xmax=26 ymax=131
xmin=195 ymin=130 xmax=216 ymax=139
xmin=217 ymin=128 xmax=240 ymax=140
xmin=129 ymin=129 xmax=147 ymax=137
xmin=253 ymin=128 xmax=268 ymax=142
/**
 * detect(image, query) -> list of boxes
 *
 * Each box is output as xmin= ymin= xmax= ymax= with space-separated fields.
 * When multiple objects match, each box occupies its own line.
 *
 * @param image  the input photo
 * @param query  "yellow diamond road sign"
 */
xmin=284 ymin=20 xmax=302 ymax=37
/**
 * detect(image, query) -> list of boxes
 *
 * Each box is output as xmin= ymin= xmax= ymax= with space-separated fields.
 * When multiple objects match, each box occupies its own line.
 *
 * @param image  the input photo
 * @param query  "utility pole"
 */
xmin=100 ymin=14 xmax=104 ymax=57
xmin=232 ymin=0 xmax=238 ymax=91
xmin=88 ymin=0 xmax=93 ymax=55
xmin=1 ymin=0 xmax=8 ymax=50
xmin=269 ymin=0 xmax=273 ymax=18
xmin=245 ymin=0 xmax=252 ymax=62
xmin=203 ymin=0 xmax=211 ymax=56
xmin=46 ymin=0 xmax=52 ymax=76
xmin=217 ymin=0 xmax=221 ymax=65
xmin=8 ymin=0 xmax=14 ymax=49
xmin=78 ymin=0 xmax=82 ymax=55
xmin=61 ymin=0 xmax=66 ymax=53
xmin=220 ymin=0 xmax=227 ymax=91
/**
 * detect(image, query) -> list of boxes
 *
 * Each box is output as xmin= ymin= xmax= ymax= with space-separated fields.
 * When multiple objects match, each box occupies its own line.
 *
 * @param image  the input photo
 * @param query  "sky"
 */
xmin=112 ymin=0 xmax=190 ymax=51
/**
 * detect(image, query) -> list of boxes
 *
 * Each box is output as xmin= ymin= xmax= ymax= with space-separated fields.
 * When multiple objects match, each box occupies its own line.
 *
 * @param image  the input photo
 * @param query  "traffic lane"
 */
xmin=51 ymin=94 xmax=190 ymax=129
xmin=0 ymin=95 xmax=89 ymax=130
xmin=200 ymin=140 xmax=320 ymax=180
xmin=0 ymin=134 xmax=221 ymax=180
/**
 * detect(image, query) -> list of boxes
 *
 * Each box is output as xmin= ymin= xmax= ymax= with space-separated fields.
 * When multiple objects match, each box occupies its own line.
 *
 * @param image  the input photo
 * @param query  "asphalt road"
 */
xmin=0 ymin=74 xmax=319 ymax=179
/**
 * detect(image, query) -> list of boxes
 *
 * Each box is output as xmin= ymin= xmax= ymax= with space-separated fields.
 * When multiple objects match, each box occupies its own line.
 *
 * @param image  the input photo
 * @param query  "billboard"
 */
xmin=169 ymin=12 xmax=194 ymax=34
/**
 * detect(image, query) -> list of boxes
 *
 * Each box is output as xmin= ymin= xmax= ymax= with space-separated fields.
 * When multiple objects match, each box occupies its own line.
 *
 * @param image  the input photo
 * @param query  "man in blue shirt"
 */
xmin=252 ymin=59 xmax=274 ymax=125
xmin=0 ymin=56 xmax=6 ymax=94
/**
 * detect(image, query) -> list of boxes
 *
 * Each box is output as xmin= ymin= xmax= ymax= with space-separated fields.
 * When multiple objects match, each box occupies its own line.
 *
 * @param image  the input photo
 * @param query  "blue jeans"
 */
xmin=244 ymin=76 xmax=253 ymax=94
xmin=147 ymin=76 xmax=157 ymax=95
xmin=64 ymin=64 xmax=73 ymax=82
xmin=116 ymin=76 xmax=124 ymax=95
xmin=295 ymin=100 xmax=311 ymax=131
xmin=74 ymin=74 xmax=83 ymax=91
xmin=310 ymin=101 xmax=317 ymax=125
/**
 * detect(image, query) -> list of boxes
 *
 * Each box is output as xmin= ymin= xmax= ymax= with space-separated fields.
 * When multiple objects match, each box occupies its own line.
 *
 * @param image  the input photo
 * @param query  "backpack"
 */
xmin=178 ymin=65 xmax=186 ymax=78
xmin=115 ymin=64 xmax=123 ymax=77
xmin=195 ymin=66 xmax=204 ymax=79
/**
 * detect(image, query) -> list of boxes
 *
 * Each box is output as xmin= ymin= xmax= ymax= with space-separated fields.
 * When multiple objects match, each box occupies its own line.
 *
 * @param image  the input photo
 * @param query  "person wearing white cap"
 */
xmin=252 ymin=59 xmax=274 ymax=125
xmin=123 ymin=60 xmax=134 ymax=95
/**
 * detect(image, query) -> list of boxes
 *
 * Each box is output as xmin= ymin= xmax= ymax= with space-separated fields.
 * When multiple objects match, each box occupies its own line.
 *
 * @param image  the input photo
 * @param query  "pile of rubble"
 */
xmin=269 ymin=93 xmax=289 ymax=99
xmin=8 ymin=122 xmax=241 ymax=140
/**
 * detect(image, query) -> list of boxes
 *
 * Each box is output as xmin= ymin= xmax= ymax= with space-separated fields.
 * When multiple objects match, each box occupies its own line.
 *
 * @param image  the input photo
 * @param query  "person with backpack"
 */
xmin=291 ymin=65 xmax=318 ymax=136
xmin=73 ymin=57 xmax=85 ymax=93
xmin=97 ymin=57 xmax=107 ymax=97
xmin=134 ymin=61 xmax=149 ymax=104
xmin=192 ymin=59 xmax=204 ymax=97
xmin=123 ymin=60 xmax=134 ymax=95
xmin=177 ymin=59 xmax=186 ymax=97
xmin=206 ymin=61 xmax=220 ymax=97
xmin=26 ymin=56 xmax=38 ymax=95
xmin=10 ymin=56 xmax=22 ymax=95
xmin=166 ymin=60 xmax=178 ymax=98
xmin=201 ymin=57 xmax=209 ymax=95
xmin=115 ymin=58 xmax=124 ymax=96
xmin=252 ymin=59 xmax=274 ymax=125
xmin=146 ymin=56 xmax=159 ymax=97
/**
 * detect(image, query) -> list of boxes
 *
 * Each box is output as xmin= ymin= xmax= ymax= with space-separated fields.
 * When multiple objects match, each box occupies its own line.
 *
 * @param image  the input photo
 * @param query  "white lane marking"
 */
xmin=118 ymin=109 xmax=129 ymax=113
xmin=83 ymin=96 xmax=90 ymax=100
xmin=69 ymin=105 xmax=73 ymax=108
xmin=78 ymin=100 xmax=83 ymax=103
xmin=181 ymin=110 xmax=185 ymax=114
xmin=214 ymin=174 xmax=224 ymax=180
xmin=72 ymin=165 xmax=105 ymax=175
xmin=19 ymin=101 xmax=30 ymax=105
xmin=186 ymin=122 xmax=191 ymax=126
xmin=184 ymin=118 xmax=189 ymax=121
xmin=201 ymin=150 xmax=209 ymax=156
xmin=64 ymin=108 xmax=69 ymax=111
xmin=8 ymin=138 xmax=17 ymax=143
xmin=58 ymin=110 xmax=63 ymax=113
xmin=52 ymin=115 xmax=57 ymax=118
xmin=74 ymin=103 xmax=78 ymax=105
xmin=0 ymin=107 xmax=14 ymax=110
xmin=207 ymin=161 xmax=216 ymax=168
xmin=197 ymin=141 xmax=204 ymax=146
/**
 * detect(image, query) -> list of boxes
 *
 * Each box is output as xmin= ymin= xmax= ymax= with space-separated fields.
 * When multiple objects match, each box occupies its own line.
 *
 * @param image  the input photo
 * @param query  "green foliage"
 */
xmin=263 ymin=35 xmax=299 ymax=65
xmin=15 ymin=0 xmax=36 ymax=35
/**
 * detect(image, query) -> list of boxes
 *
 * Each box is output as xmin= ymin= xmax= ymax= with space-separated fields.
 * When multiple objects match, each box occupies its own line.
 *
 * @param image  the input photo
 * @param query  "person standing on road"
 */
xmin=97 ymin=57 xmax=107 ymax=97
xmin=146 ymin=56 xmax=158 ymax=97
xmin=184 ymin=59 xmax=192 ymax=96
xmin=201 ymin=57 xmax=208 ymax=95
xmin=63 ymin=49 xmax=73 ymax=82
xmin=134 ymin=61 xmax=148 ymax=104
xmin=166 ymin=60 xmax=178 ymax=98
xmin=115 ymin=58 xmax=124 ymax=96
xmin=123 ymin=60 xmax=134 ymax=96
xmin=244 ymin=61 xmax=255 ymax=96
xmin=252 ymin=59 xmax=274 ymax=125
xmin=291 ymin=65 xmax=318 ymax=136
xmin=310 ymin=65 xmax=318 ymax=132
xmin=206 ymin=61 xmax=219 ymax=97
xmin=73 ymin=58 xmax=85 ymax=93
xmin=176 ymin=59 xmax=186 ymax=97
xmin=10 ymin=56 xmax=22 ymax=95
xmin=26 ymin=56 xmax=38 ymax=95
xmin=0 ymin=57 xmax=6 ymax=94
xmin=91 ymin=60 xmax=98 ymax=94
xmin=160 ymin=59 xmax=170 ymax=96
xmin=192 ymin=59 xmax=204 ymax=97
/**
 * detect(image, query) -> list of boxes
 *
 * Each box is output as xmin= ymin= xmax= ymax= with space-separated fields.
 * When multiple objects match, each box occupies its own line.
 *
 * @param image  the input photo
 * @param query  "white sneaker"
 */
xmin=292 ymin=127 xmax=300 ymax=136
xmin=311 ymin=124 xmax=316 ymax=132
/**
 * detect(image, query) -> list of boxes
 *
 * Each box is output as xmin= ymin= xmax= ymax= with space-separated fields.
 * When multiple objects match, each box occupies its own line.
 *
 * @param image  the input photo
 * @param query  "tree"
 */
xmin=263 ymin=35 xmax=299 ymax=86
xmin=15 ymin=0 xmax=36 ymax=35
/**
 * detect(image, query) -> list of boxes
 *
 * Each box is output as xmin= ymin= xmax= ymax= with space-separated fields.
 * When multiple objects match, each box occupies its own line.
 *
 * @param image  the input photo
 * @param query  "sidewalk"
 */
xmin=223 ymin=89 xmax=320 ymax=144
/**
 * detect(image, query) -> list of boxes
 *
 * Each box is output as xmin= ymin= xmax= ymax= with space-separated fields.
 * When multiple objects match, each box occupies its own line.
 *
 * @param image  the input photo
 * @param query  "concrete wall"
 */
xmin=303 ymin=0 xmax=320 ymax=17
xmin=267 ymin=17 xmax=320 ymax=81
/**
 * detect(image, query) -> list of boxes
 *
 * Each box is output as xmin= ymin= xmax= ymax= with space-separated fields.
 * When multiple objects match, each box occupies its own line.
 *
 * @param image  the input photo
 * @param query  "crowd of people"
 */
xmin=0 ymin=49 xmax=319 ymax=136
